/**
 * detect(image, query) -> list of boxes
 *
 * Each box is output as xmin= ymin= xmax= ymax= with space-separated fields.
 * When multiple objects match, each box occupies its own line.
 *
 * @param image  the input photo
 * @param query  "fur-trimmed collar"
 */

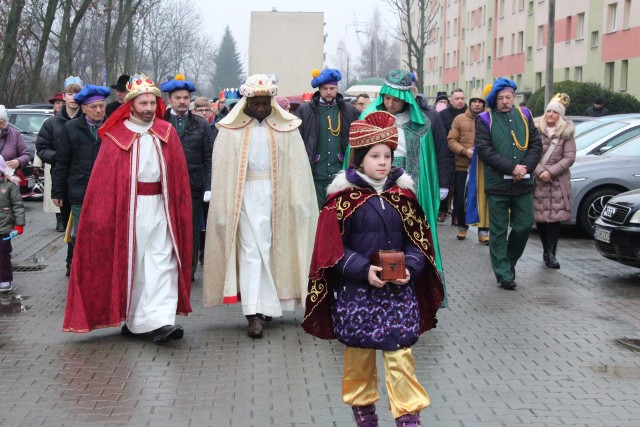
xmin=326 ymin=168 xmax=416 ymax=195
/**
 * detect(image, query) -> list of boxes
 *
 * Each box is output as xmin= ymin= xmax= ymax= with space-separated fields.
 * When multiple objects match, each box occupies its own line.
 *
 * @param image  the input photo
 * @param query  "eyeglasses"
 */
xmin=195 ymin=108 xmax=211 ymax=113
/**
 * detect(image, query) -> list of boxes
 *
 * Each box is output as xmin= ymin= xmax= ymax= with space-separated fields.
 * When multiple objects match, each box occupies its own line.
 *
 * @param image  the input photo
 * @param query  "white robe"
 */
xmin=124 ymin=119 xmax=179 ymax=333
xmin=238 ymin=120 xmax=295 ymax=317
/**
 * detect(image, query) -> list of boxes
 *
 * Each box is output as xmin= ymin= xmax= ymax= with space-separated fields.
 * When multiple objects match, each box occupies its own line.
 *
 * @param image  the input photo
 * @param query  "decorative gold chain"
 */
xmin=327 ymin=114 xmax=341 ymax=137
xmin=510 ymin=130 xmax=528 ymax=151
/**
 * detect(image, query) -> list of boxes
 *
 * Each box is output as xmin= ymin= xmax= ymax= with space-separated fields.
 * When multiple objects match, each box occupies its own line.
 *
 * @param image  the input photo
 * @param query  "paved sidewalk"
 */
xmin=1 ymin=204 xmax=639 ymax=426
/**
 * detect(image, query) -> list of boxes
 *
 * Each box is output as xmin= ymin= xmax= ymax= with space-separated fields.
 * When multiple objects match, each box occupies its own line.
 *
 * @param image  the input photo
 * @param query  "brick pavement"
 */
xmin=1 ymin=205 xmax=639 ymax=426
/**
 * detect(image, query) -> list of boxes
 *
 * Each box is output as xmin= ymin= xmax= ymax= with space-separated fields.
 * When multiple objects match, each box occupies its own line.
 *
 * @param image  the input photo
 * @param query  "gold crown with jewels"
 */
xmin=124 ymin=73 xmax=161 ymax=102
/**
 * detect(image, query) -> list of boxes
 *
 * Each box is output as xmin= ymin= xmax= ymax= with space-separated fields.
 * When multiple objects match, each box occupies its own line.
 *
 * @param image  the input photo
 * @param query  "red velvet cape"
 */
xmin=301 ymin=186 xmax=444 ymax=340
xmin=63 ymin=114 xmax=193 ymax=333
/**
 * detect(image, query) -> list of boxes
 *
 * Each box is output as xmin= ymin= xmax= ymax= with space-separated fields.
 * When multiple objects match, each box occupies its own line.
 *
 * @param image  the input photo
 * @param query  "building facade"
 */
xmin=412 ymin=0 xmax=640 ymax=102
xmin=248 ymin=11 xmax=324 ymax=96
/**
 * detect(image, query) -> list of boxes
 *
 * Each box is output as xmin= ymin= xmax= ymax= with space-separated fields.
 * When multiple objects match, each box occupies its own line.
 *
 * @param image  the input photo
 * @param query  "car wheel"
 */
xmin=577 ymin=188 xmax=622 ymax=236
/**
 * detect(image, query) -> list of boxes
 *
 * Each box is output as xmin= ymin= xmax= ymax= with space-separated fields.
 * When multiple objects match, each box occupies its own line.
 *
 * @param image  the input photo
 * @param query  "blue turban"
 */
xmin=161 ymin=75 xmax=196 ymax=93
xmin=311 ymin=68 xmax=342 ymax=88
xmin=73 ymin=84 xmax=111 ymax=105
xmin=486 ymin=78 xmax=517 ymax=109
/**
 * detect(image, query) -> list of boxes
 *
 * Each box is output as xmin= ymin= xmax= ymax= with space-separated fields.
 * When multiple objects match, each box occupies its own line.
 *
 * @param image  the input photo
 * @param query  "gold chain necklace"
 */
xmin=327 ymin=114 xmax=341 ymax=137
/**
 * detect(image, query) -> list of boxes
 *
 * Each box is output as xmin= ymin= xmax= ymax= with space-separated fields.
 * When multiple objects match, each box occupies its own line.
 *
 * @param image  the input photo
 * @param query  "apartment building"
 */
xmin=415 ymin=0 xmax=640 ymax=102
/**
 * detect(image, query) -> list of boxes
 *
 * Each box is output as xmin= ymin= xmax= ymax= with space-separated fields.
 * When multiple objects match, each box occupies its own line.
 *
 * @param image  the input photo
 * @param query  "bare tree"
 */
xmin=56 ymin=0 xmax=94 ymax=84
xmin=385 ymin=0 xmax=440 ymax=93
xmin=25 ymin=0 xmax=60 ymax=102
xmin=353 ymin=8 xmax=400 ymax=81
xmin=0 ymin=0 xmax=27 ymax=100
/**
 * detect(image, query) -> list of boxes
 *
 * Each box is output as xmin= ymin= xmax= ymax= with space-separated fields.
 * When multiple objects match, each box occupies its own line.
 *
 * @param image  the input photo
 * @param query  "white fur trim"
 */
xmin=325 ymin=170 xmax=416 ymax=195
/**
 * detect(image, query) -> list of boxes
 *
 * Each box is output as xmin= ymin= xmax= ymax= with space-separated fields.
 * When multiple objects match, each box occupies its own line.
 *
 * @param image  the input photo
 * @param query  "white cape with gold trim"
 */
xmin=202 ymin=101 xmax=318 ymax=308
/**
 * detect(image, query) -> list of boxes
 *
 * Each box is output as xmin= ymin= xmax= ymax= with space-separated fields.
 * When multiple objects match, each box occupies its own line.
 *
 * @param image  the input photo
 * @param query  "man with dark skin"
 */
xmin=202 ymin=75 xmax=317 ymax=339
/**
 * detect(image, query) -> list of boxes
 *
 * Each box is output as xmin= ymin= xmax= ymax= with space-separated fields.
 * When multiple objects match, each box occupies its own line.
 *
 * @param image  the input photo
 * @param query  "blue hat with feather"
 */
xmin=161 ymin=73 xmax=196 ymax=93
xmin=73 ymin=84 xmax=111 ymax=105
xmin=310 ymin=68 xmax=342 ymax=88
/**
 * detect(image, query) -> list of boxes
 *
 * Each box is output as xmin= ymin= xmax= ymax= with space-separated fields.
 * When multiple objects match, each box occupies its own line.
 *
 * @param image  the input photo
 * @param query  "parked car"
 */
xmin=594 ymin=189 xmax=640 ymax=268
xmin=6 ymin=109 xmax=53 ymax=200
xmin=574 ymin=118 xmax=640 ymax=156
xmin=573 ymin=113 xmax=640 ymax=138
xmin=568 ymin=142 xmax=640 ymax=235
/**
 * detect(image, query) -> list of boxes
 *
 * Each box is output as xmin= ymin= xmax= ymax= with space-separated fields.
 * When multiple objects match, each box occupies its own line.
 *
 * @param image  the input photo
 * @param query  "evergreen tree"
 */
xmin=211 ymin=26 xmax=244 ymax=93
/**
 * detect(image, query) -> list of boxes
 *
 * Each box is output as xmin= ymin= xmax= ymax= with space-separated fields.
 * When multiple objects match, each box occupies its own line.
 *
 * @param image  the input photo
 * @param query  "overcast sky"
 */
xmin=191 ymin=0 xmax=395 ymax=70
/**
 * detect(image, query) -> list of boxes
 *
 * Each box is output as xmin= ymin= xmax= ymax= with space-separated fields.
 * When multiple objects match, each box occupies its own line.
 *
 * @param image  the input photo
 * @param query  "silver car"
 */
xmin=569 ymin=137 xmax=640 ymax=235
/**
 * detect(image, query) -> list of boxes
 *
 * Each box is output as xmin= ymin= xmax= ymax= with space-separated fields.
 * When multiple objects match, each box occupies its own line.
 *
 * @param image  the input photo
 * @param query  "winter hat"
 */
xmin=74 ymin=85 xmax=111 ymax=105
xmin=49 ymin=92 xmax=64 ymax=104
xmin=110 ymin=74 xmax=131 ymax=91
xmin=276 ymin=96 xmax=290 ymax=111
xmin=161 ymin=73 xmax=196 ymax=94
xmin=435 ymin=91 xmax=449 ymax=103
xmin=311 ymin=68 xmax=342 ymax=88
xmin=468 ymin=87 xmax=486 ymax=106
xmin=0 ymin=105 xmax=7 ymax=121
xmin=546 ymin=93 xmax=570 ymax=117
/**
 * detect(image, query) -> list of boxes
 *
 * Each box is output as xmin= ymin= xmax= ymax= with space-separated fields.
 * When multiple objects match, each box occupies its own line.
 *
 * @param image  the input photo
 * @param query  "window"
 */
xmin=623 ymin=0 xmax=631 ymax=30
xmin=499 ymin=0 xmax=505 ymax=18
xmin=575 ymin=66 xmax=583 ymax=82
xmin=498 ymin=37 xmax=504 ymax=58
xmin=566 ymin=16 xmax=572 ymax=41
xmin=511 ymin=33 xmax=515 ymax=54
xmin=517 ymin=31 xmax=524 ymax=53
xmin=621 ymin=60 xmax=628 ymax=91
xmin=453 ymin=18 xmax=458 ymax=35
xmin=488 ymin=17 xmax=493 ymax=29
xmin=607 ymin=3 xmax=617 ymax=32
xmin=537 ymin=25 xmax=545 ymax=48
xmin=590 ymin=30 xmax=599 ymax=47
xmin=564 ymin=67 xmax=570 ymax=80
xmin=527 ymin=46 xmax=533 ymax=60
xmin=528 ymin=1 xmax=534 ymax=15
xmin=518 ymin=0 xmax=525 ymax=11
xmin=576 ymin=13 xmax=585 ymax=39
xmin=487 ymin=56 xmax=492 ymax=68
xmin=535 ymin=72 xmax=542 ymax=90
xmin=604 ymin=62 xmax=615 ymax=90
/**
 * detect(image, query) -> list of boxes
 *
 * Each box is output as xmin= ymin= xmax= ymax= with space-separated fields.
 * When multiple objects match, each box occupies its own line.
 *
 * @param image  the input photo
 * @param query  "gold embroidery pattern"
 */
xmin=302 ymin=278 xmax=328 ymax=322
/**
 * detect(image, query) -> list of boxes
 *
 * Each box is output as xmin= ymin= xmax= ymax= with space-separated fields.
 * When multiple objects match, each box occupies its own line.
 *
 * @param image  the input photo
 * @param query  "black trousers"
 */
xmin=536 ymin=222 xmax=562 ymax=250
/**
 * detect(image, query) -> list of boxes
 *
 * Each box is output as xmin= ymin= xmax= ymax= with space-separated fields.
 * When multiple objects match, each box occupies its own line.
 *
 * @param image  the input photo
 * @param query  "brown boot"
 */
xmin=247 ymin=315 xmax=263 ymax=338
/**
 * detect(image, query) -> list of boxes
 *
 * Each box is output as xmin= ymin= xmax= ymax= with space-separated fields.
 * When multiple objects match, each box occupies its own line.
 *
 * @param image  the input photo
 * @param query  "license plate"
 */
xmin=594 ymin=226 xmax=611 ymax=243
xmin=27 ymin=178 xmax=35 ymax=187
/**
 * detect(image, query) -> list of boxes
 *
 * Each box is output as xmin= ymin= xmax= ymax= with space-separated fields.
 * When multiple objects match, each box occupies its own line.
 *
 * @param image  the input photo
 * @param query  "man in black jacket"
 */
xmin=52 ymin=84 xmax=110 ymax=255
xmin=105 ymin=74 xmax=130 ymax=117
xmin=438 ymin=88 xmax=467 ymax=223
xmin=161 ymin=75 xmax=214 ymax=280
xmin=36 ymin=77 xmax=83 ymax=275
xmin=475 ymin=79 xmax=541 ymax=290
xmin=295 ymin=69 xmax=359 ymax=209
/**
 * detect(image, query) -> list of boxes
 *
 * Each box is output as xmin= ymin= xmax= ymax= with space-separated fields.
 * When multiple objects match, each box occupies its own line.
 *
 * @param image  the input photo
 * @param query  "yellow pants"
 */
xmin=342 ymin=346 xmax=430 ymax=419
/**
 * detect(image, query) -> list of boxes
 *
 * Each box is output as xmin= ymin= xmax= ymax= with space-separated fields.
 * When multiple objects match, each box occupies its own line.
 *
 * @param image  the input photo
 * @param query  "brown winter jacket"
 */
xmin=533 ymin=118 xmax=576 ymax=223
xmin=447 ymin=107 xmax=479 ymax=171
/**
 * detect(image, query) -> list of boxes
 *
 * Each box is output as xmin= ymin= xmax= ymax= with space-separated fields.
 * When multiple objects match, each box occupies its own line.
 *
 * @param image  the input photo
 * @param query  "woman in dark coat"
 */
xmin=533 ymin=93 xmax=576 ymax=268
xmin=302 ymin=112 xmax=444 ymax=427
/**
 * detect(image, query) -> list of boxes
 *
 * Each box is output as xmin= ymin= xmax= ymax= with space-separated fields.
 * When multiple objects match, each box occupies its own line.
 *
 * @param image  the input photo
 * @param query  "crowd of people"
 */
xmin=0 ymin=65 xmax=585 ymax=426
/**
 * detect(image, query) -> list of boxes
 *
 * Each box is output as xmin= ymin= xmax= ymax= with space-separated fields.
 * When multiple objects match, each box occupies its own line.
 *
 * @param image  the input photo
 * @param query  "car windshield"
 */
xmin=605 ymin=137 xmax=640 ymax=157
xmin=12 ymin=114 xmax=50 ymax=133
xmin=574 ymin=120 xmax=610 ymax=137
xmin=575 ymin=121 xmax=629 ymax=151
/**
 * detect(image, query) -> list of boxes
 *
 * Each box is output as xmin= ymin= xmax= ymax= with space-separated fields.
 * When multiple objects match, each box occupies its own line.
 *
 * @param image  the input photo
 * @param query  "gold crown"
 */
xmin=124 ymin=73 xmax=161 ymax=102
xmin=551 ymin=93 xmax=570 ymax=109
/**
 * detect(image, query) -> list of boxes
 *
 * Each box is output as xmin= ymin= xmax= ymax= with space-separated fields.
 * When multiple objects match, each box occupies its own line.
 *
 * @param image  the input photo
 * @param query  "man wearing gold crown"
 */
xmin=475 ymin=78 xmax=542 ymax=290
xmin=202 ymin=74 xmax=318 ymax=338
xmin=62 ymin=74 xmax=193 ymax=343
xmin=296 ymin=68 xmax=359 ymax=209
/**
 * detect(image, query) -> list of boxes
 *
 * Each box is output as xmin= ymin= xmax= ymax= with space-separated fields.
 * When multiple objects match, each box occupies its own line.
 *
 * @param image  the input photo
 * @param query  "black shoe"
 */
xmin=247 ymin=316 xmax=263 ymax=338
xmin=500 ymin=280 xmax=517 ymax=290
xmin=545 ymin=253 xmax=560 ymax=269
xmin=121 ymin=324 xmax=133 ymax=335
xmin=153 ymin=324 xmax=184 ymax=343
xmin=66 ymin=265 xmax=71 ymax=277
xmin=56 ymin=214 xmax=65 ymax=232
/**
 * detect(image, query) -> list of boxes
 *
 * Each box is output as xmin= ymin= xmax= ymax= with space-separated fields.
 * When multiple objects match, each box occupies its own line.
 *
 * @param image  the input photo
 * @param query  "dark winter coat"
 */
xmin=0 ymin=179 xmax=25 ymax=233
xmin=295 ymin=92 xmax=359 ymax=163
xmin=164 ymin=111 xmax=215 ymax=197
xmin=326 ymin=168 xmax=427 ymax=351
xmin=533 ymin=119 xmax=576 ymax=223
xmin=36 ymin=107 xmax=77 ymax=166
xmin=105 ymin=101 xmax=123 ymax=117
xmin=0 ymin=125 xmax=31 ymax=168
xmin=51 ymin=116 xmax=102 ymax=205
xmin=415 ymin=95 xmax=452 ymax=187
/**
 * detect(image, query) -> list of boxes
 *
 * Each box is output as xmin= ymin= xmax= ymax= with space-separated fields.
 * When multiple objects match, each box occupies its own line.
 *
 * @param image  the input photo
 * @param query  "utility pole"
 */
xmin=544 ymin=0 xmax=556 ymax=106
xmin=356 ymin=29 xmax=375 ymax=78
